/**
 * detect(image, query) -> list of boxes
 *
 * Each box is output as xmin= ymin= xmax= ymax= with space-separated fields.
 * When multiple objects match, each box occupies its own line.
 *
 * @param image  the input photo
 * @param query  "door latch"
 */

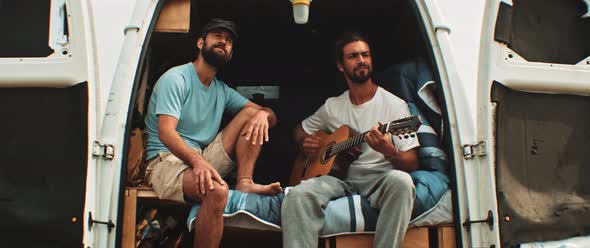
xmin=88 ymin=212 xmax=115 ymax=233
xmin=463 ymin=210 xmax=494 ymax=232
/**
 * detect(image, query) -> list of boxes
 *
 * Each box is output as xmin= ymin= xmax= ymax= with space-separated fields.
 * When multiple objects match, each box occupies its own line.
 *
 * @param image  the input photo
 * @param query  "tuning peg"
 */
xmin=410 ymin=133 xmax=415 ymax=137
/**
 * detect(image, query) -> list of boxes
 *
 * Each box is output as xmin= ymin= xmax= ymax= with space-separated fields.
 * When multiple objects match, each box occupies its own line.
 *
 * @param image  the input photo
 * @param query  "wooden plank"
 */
xmin=322 ymin=227 xmax=430 ymax=248
xmin=155 ymin=0 xmax=190 ymax=33
xmin=438 ymin=226 xmax=456 ymax=248
xmin=121 ymin=189 xmax=138 ymax=248
xmin=137 ymin=188 xmax=158 ymax=198
xmin=325 ymin=233 xmax=373 ymax=248
xmin=402 ymin=227 xmax=429 ymax=248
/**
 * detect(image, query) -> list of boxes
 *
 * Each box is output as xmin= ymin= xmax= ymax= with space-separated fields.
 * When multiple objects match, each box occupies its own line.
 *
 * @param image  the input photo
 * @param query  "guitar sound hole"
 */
xmin=320 ymin=143 xmax=336 ymax=163
xmin=323 ymin=146 xmax=333 ymax=161
xmin=322 ymin=151 xmax=328 ymax=160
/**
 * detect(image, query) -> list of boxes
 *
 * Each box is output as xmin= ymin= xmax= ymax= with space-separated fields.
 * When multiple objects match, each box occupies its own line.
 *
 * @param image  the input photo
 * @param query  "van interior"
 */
xmin=124 ymin=0 xmax=454 ymax=246
xmin=132 ymin=0 xmax=439 ymax=186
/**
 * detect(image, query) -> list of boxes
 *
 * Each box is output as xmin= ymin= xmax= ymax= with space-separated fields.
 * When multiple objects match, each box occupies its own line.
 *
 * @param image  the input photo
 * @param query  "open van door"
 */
xmin=477 ymin=0 xmax=590 ymax=247
xmin=92 ymin=0 xmax=165 ymax=247
xmin=0 ymin=0 xmax=100 ymax=247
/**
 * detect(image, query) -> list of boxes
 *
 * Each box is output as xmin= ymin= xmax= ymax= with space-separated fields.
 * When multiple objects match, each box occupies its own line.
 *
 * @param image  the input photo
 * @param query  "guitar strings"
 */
xmin=328 ymin=119 xmax=413 ymax=156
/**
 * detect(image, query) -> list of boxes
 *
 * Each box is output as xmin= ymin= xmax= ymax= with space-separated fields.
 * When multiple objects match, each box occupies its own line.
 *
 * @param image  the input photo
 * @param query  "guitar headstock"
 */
xmin=379 ymin=115 xmax=422 ymax=139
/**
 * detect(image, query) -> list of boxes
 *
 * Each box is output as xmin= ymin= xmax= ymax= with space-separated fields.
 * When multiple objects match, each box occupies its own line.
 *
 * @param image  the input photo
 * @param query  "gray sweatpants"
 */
xmin=281 ymin=168 xmax=415 ymax=248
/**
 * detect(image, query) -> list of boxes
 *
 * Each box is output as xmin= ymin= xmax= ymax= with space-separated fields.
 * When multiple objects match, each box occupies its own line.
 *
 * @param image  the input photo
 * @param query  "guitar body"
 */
xmin=288 ymin=115 xmax=421 ymax=186
xmin=289 ymin=125 xmax=359 ymax=185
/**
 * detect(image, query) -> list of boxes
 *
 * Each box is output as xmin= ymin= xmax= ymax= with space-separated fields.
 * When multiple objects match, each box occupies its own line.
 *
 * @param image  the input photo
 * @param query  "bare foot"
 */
xmin=236 ymin=180 xmax=283 ymax=195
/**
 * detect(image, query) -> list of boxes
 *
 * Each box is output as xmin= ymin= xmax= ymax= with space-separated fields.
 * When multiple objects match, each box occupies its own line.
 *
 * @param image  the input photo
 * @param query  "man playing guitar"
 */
xmin=281 ymin=32 xmax=420 ymax=248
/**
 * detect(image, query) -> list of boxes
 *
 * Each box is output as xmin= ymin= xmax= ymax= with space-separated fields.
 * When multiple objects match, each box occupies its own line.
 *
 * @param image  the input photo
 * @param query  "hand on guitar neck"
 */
xmin=366 ymin=122 xmax=398 ymax=159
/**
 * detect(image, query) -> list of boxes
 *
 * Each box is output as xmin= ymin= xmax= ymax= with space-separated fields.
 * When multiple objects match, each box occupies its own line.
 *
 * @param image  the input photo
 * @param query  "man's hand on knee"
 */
xmin=241 ymin=110 xmax=270 ymax=145
xmin=191 ymin=161 xmax=225 ymax=195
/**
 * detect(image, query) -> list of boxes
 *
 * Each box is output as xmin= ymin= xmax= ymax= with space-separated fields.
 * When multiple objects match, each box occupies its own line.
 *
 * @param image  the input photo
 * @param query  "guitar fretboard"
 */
xmin=328 ymin=124 xmax=391 ymax=156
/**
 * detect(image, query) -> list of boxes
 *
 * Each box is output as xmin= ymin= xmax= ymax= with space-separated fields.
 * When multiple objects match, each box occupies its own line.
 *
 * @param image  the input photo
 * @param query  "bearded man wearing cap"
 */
xmin=143 ymin=18 xmax=282 ymax=247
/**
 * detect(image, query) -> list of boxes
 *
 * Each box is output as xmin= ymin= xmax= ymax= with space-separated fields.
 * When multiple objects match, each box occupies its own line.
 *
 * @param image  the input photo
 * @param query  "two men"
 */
xmin=144 ymin=18 xmax=281 ymax=248
xmin=282 ymin=32 xmax=420 ymax=247
xmin=146 ymin=17 xmax=418 ymax=247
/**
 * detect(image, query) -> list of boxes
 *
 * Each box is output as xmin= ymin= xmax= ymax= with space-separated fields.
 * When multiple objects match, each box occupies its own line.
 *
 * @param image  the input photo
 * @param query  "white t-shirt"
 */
xmin=302 ymin=86 xmax=420 ymax=172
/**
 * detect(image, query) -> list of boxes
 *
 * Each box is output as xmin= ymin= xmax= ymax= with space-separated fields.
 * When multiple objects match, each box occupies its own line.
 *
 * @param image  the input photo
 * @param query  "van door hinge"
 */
xmin=93 ymin=141 xmax=115 ymax=160
xmin=463 ymin=141 xmax=486 ymax=159
xmin=463 ymin=210 xmax=494 ymax=232
xmin=88 ymin=212 xmax=115 ymax=233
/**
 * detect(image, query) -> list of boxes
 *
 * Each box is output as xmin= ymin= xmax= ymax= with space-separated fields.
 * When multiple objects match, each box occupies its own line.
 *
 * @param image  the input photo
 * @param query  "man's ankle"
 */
xmin=236 ymin=176 xmax=253 ymax=184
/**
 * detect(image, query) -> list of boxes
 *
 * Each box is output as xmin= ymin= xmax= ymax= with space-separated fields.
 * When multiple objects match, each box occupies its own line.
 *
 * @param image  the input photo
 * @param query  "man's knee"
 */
xmin=382 ymin=171 xmax=415 ymax=194
xmin=284 ymin=177 xmax=327 ymax=203
xmin=235 ymin=106 xmax=258 ymax=122
xmin=209 ymin=183 xmax=229 ymax=201
xmin=284 ymin=183 xmax=315 ymax=205
xmin=285 ymin=185 xmax=308 ymax=200
xmin=203 ymin=183 xmax=229 ymax=211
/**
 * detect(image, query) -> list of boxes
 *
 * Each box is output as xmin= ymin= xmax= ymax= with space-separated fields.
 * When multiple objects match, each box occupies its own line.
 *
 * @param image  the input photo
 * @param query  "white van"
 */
xmin=1 ymin=0 xmax=588 ymax=247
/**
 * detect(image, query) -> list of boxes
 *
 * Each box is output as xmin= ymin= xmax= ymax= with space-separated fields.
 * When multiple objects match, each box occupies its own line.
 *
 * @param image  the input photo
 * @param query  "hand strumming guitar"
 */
xmin=302 ymin=134 xmax=322 ymax=158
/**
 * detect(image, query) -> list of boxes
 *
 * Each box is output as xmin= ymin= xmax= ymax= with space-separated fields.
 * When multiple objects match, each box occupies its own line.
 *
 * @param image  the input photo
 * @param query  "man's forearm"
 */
xmin=159 ymin=130 xmax=206 ymax=167
xmin=293 ymin=124 xmax=309 ymax=145
xmin=242 ymin=104 xmax=277 ymax=127
xmin=388 ymin=148 xmax=419 ymax=173
xmin=260 ymin=107 xmax=277 ymax=127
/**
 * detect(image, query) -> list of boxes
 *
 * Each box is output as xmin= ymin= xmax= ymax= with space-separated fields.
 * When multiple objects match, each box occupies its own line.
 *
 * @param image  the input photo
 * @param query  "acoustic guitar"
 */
xmin=289 ymin=115 xmax=422 ymax=185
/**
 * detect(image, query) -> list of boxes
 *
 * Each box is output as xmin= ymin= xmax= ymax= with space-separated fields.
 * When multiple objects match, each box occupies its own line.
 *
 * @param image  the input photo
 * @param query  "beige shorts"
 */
xmin=144 ymin=132 xmax=234 ymax=203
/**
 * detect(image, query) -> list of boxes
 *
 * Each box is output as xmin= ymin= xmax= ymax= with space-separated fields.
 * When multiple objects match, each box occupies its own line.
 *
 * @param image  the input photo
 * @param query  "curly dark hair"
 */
xmin=334 ymin=31 xmax=371 ymax=63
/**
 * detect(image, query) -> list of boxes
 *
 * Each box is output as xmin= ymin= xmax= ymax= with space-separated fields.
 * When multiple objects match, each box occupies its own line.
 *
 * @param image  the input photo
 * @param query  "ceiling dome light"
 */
xmin=291 ymin=0 xmax=311 ymax=24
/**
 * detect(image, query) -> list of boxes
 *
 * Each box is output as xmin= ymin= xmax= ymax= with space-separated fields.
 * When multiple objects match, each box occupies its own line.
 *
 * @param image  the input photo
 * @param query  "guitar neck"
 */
xmin=323 ymin=116 xmax=420 ymax=159
xmin=330 ymin=125 xmax=389 ymax=155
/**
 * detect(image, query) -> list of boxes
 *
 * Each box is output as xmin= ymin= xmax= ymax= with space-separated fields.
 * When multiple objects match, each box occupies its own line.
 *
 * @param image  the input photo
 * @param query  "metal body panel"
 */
xmin=0 ymin=84 xmax=89 ymax=247
xmin=478 ymin=0 xmax=590 ymax=246
xmin=417 ymin=0 xmax=494 ymax=246
xmin=0 ymin=0 xmax=101 ymax=247
xmin=0 ymin=0 xmax=95 ymax=87
xmin=492 ymin=82 xmax=590 ymax=246
xmin=93 ymin=0 xmax=160 ymax=247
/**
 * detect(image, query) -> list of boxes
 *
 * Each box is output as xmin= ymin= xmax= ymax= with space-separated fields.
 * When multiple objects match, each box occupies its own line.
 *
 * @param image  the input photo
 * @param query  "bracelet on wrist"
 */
xmin=385 ymin=147 xmax=399 ymax=161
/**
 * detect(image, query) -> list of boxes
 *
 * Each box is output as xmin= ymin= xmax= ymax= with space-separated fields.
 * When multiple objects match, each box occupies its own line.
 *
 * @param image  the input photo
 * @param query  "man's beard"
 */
xmin=201 ymin=41 xmax=230 ymax=69
xmin=345 ymin=63 xmax=372 ymax=84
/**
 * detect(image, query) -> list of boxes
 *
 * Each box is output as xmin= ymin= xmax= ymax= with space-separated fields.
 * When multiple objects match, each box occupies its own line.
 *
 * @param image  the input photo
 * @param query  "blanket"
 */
xmin=378 ymin=57 xmax=450 ymax=217
xmin=187 ymin=188 xmax=453 ymax=236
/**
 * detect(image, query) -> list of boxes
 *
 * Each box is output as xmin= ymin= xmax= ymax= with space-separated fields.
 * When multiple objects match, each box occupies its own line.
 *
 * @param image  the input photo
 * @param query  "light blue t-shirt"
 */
xmin=144 ymin=62 xmax=249 ymax=160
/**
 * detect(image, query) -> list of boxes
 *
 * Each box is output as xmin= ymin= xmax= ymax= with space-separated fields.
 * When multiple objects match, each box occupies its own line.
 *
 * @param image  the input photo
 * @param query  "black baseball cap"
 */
xmin=200 ymin=18 xmax=238 ymax=42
